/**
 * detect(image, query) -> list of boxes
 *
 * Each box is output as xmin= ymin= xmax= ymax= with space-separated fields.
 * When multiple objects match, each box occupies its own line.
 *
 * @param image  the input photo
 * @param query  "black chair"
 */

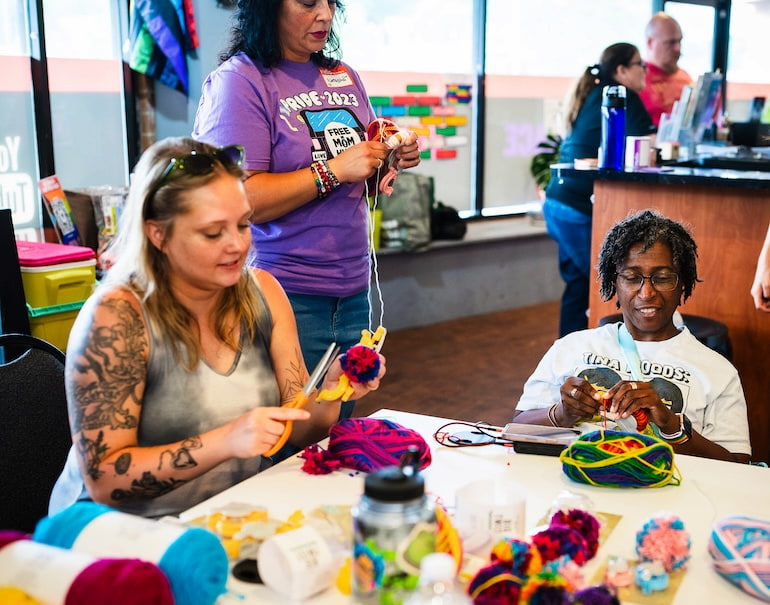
xmin=598 ymin=313 xmax=732 ymax=360
xmin=0 ymin=333 xmax=72 ymax=533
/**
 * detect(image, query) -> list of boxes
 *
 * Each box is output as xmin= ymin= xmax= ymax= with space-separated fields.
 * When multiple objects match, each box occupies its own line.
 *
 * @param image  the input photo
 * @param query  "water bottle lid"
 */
xmin=602 ymin=85 xmax=627 ymax=108
xmin=364 ymin=447 xmax=425 ymax=501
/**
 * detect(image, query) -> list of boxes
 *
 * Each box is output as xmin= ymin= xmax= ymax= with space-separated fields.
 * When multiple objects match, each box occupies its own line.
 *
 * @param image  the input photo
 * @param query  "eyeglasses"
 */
xmin=145 ymin=145 xmax=244 ymax=215
xmin=628 ymin=60 xmax=648 ymax=69
xmin=616 ymin=272 xmax=680 ymax=292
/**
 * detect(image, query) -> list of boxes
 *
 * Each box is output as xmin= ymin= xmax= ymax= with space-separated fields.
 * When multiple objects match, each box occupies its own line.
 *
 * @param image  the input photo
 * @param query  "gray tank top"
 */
xmin=50 ymin=282 xmax=280 ymax=518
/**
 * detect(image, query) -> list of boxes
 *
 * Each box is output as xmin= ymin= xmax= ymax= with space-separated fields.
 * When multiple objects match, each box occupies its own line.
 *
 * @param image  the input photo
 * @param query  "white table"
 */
xmin=180 ymin=409 xmax=770 ymax=604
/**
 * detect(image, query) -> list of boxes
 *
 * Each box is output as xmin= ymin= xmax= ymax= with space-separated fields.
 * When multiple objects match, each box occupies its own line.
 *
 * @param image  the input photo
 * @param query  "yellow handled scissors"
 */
xmin=264 ymin=342 xmax=340 ymax=458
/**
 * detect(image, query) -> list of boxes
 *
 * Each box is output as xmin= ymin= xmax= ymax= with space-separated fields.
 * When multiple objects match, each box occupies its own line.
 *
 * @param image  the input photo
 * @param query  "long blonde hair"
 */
xmin=103 ymin=136 xmax=263 ymax=369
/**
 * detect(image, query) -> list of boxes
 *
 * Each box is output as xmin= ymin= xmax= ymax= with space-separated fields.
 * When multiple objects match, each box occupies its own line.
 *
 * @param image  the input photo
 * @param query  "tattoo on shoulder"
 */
xmin=71 ymin=297 xmax=147 ymax=431
xmin=111 ymin=471 xmax=187 ymax=502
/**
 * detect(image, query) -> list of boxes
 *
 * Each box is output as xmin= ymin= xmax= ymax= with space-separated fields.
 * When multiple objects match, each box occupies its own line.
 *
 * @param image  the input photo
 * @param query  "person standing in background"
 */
xmin=640 ymin=12 xmax=693 ymax=127
xmin=751 ymin=223 xmax=770 ymax=311
xmin=192 ymin=0 xmax=421 ymax=426
xmin=544 ymin=43 xmax=655 ymax=337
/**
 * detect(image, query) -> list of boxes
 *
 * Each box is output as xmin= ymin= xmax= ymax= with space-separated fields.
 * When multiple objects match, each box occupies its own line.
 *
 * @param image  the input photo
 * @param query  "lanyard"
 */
xmin=618 ymin=323 xmax=645 ymax=381
xmin=614 ymin=323 xmax=642 ymax=431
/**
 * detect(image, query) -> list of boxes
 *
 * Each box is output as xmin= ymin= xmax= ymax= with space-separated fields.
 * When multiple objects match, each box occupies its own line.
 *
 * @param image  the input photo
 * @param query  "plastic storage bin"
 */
xmin=16 ymin=240 xmax=96 ymax=350
xmin=16 ymin=240 xmax=96 ymax=308
xmin=26 ymin=301 xmax=85 ymax=351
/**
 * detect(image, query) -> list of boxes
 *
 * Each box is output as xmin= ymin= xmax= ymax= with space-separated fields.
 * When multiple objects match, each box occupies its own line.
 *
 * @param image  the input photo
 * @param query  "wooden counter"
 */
xmin=552 ymin=164 xmax=770 ymax=463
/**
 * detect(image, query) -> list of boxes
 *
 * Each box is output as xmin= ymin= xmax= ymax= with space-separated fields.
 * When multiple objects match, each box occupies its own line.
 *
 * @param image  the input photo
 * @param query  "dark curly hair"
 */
xmin=597 ymin=209 xmax=700 ymax=303
xmin=221 ymin=0 xmax=345 ymax=68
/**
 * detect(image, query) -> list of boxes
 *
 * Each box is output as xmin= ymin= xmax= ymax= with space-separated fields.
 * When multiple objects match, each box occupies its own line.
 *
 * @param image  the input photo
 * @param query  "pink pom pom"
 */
xmin=635 ymin=513 xmax=691 ymax=572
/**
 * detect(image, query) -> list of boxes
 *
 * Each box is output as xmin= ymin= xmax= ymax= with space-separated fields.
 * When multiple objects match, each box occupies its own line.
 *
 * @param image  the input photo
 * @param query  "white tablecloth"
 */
xmin=180 ymin=409 xmax=770 ymax=604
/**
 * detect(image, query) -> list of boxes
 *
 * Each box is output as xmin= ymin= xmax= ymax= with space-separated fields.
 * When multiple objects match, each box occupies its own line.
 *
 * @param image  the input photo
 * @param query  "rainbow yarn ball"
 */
xmin=635 ymin=513 xmax=691 ymax=572
xmin=491 ymin=538 xmax=543 ymax=577
xmin=520 ymin=570 xmax=571 ymax=604
xmin=560 ymin=430 xmax=680 ymax=488
xmin=340 ymin=345 xmax=381 ymax=383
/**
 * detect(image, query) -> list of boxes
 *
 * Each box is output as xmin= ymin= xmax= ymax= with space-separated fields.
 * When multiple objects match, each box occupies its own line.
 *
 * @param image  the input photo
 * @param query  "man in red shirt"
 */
xmin=640 ymin=12 xmax=693 ymax=127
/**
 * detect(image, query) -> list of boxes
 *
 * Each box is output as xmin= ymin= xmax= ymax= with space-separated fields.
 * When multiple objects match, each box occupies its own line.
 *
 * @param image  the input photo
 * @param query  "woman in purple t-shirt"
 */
xmin=193 ymin=0 xmax=420 ymax=430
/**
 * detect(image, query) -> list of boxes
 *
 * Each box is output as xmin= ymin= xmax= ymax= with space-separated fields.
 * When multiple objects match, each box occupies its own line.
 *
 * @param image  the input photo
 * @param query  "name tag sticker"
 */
xmin=320 ymin=66 xmax=353 ymax=88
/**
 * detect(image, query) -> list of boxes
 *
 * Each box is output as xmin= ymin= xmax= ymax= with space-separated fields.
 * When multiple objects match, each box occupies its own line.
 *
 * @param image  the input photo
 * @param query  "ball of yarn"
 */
xmin=635 ymin=513 xmax=691 ymax=572
xmin=340 ymin=345 xmax=381 ymax=383
xmin=709 ymin=515 xmax=770 ymax=602
xmin=325 ymin=418 xmax=432 ymax=473
xmin=33 ymin=502 xmax=228 ymax=605
xmin=550 ymin=509 xmax=601 ymax=560
xmin=468 ymin=562 xmax=523 ymax=605
xmin=519 ymin=570 xmax=571 ymax=604
xmin=560 ymin=430 xmax=680 ymax=488
xmin=532 ymin=525 xmax=590 ymax=566
xmin=490 ymin=538 xmax=543 ymax=578
xmin=572 ymin=585 xmax=621 ymax=605
xmin=0 ymin=530 xmax=173 ymax=605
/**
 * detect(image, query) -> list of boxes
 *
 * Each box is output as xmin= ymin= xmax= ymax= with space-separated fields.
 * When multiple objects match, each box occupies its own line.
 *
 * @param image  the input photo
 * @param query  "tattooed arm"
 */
xmin=253 ymin=270 xmax=386 ymax=448
xmin=66 ymin=287 xmax=312 ymax=506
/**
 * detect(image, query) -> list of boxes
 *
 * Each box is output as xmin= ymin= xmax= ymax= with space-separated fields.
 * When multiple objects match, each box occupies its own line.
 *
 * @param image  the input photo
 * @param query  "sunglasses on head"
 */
xmin=145 ymin=144 xmax=244 ymax=215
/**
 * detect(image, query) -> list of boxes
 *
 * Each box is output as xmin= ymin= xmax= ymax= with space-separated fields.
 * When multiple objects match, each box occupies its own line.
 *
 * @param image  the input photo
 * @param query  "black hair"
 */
xmin=565 ymin=42 xmax=640 ymax=131
xmin=596 ymin=209 xmax=700 ymax=303
xmin=221 ymin=0 xmax=345 ymax=68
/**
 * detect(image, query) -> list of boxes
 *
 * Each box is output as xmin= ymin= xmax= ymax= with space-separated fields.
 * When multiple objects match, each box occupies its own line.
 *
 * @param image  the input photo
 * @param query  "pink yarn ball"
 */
xmin=635 ymin=513 xmax=691 ymax=572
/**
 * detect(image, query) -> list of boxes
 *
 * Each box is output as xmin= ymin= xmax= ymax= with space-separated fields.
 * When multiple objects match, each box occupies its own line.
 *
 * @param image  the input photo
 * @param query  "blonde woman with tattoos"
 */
xmin=49 ymin=137 xmax=384 ymax=518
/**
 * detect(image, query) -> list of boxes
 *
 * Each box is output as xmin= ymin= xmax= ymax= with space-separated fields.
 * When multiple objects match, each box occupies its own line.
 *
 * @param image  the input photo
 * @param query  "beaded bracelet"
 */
xmin=310 ymin=160 xmax=341 ymax=199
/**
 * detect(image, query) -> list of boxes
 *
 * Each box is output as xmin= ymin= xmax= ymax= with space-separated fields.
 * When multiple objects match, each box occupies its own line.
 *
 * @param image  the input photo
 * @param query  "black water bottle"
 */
xmin=599 ymin=85 xmax=626 ymax=170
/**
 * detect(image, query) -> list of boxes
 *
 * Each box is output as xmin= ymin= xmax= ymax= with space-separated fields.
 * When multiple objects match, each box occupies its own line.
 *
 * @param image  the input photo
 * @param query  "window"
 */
xmin=0 ymin=0 xmax=129 ymax=240
xmin=340 ymin=1 xmax=476 ymax=214
xmin=0 ymin=2 xmax=39 ymax=240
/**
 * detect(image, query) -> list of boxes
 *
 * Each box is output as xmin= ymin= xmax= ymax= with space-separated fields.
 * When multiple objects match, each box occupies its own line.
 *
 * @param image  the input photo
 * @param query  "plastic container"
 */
xmin=352 ymin=448 xmax=437 ymax=605
xmin=17 ymin=240 xmax=96 ymax=308
xmin=405 ymin=553 xmax=471 ymax=605
xmin=599 ymin=85 xmax=627 ymax=171
xmin=27 ymin=301 xmax=85 ymax=351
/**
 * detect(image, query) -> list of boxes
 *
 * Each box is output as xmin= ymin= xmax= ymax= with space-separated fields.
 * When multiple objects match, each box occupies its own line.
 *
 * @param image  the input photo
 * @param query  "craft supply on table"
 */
xmin=709 ymin=515 xmax=770 ymax=602
xmin=560 ymin=430 xmax=681 ymax=488
xmin=32 ymin=502 xmax=228 ymax=605
xmin=453 ymin=478 xmax=526 ymax=553
xmin=299 ymin=416 xmax=432 ymax=475
xmin=0 ymin=530 xmax=173 ymax=605
xmin=352 ymin=448 xmax=438 ymax=605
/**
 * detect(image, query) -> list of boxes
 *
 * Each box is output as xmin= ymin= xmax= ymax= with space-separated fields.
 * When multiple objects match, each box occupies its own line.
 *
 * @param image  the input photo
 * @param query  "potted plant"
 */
xmin=530 ymin=133 xmax=563 ymax=199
